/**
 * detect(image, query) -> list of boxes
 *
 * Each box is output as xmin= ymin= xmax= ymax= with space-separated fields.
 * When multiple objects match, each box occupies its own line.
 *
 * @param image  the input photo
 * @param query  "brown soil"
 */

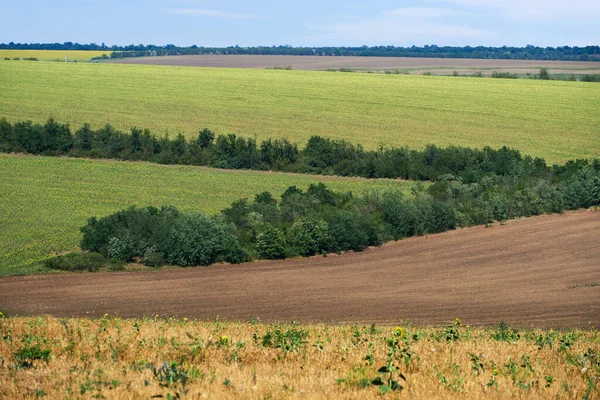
xmin=1 ymin=210 xmax=599 ymax=328
xmin=112 ymin=55 xmax=600 ymax=74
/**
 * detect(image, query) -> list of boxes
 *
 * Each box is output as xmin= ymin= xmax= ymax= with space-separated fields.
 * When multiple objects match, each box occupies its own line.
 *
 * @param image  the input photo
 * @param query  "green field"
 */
xmin=0 ymin=154 xmax=412 ymax=276
xmin=0 ymin=50 xmax=109 ymax=61
xmin=0 ymin=61 xmax=598 ymax=163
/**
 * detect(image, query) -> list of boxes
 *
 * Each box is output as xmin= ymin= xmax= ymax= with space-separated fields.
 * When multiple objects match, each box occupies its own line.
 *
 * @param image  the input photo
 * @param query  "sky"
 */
xmin=0 ymin=0 xmax=599 ymax=47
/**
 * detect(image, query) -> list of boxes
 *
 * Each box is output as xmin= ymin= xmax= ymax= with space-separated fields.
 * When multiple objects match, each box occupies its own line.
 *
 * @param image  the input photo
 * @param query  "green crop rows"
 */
xmin=0 ymin=155 xmax=413 ymax=276
xmin=1 ymin=62 xmax=598 ymax=163
xmin=0 ymin=50 xmax=109 ymax=61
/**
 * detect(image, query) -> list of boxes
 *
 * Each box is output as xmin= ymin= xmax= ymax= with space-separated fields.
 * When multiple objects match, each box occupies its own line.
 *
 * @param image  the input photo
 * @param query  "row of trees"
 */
xmin=9 ymin=119 xmax=594 ymax=268
xmin=0 ymin=118 xmax=567 ymax=183
xmin=2 ymin=42 xmax=599 ymax=61
xmin=81 ymin=159 xmax=600 ymax=267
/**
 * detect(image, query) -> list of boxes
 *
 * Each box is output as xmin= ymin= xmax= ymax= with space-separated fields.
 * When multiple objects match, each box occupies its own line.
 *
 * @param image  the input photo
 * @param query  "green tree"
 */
xmin=256 ymin=224 xmax=287 ymax=259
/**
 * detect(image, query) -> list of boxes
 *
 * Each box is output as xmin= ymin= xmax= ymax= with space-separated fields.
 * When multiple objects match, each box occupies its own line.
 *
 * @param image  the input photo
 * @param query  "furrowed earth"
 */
xmin=1 ymin=209 xmax=598 ymax=329
xmin=112 ymin=54 xmax=600 ymax=75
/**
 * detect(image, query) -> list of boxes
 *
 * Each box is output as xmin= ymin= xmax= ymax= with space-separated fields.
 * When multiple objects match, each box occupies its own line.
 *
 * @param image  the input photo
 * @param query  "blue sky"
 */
xmin=1 ymin=0 xmax=598 ymax=47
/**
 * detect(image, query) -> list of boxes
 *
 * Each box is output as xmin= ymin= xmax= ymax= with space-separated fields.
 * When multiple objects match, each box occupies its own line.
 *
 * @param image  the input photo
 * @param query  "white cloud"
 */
xmin=384 ymin=7 xmax=471 ymax=18
xmin=166 ymin=8 xmax=253 ymax=19
xmin=310 ymin=7 xmax=494 ymax=45
xmin=432 ymin=0 xmax=600 ymax=18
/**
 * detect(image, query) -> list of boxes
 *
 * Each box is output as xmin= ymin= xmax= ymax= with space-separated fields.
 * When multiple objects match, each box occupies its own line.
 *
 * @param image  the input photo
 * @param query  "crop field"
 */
xmin=115 ymin=54 xmax=600 ymax=75
xmin=0 ymin=61 xmax=598 ymax=163
xmin=0 ymin=317 xmax=598 ymax=399
xmin=0 ymin=50 xmax=110 ymax=61
xmin=0 ymin=154 xmax=412 ymax=276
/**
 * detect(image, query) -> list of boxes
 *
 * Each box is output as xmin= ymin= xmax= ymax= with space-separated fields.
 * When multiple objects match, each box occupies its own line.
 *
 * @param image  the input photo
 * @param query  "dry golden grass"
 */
xmin=0 ymin=316 xmax=597 ymax=399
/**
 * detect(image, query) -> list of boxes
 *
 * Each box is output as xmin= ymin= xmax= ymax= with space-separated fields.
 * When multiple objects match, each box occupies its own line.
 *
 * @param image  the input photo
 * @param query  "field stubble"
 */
xmin=0 ymin=316 xmax=597 ymax=399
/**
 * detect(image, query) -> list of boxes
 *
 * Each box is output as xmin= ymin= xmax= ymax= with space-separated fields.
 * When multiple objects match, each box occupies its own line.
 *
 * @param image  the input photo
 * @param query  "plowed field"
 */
xmin=1 ymin=210 xmax=598 ymax=328
xmin=113 ymin=54 xmax=600 ymax=74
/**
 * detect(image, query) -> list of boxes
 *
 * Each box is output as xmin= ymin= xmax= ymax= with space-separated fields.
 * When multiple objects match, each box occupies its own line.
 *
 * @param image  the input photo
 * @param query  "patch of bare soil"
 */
xmin=1 ymin=210 xmax=598 ymax=328
xmin=112 ymin=55 xmax=600 ymax=74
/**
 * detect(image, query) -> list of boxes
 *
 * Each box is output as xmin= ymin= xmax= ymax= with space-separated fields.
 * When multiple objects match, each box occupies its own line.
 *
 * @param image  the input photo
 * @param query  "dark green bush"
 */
xmin=288 ymin=218 xmax=330 ymax=256
xmin=166 ymin=213 xmax=244 ymax=266
xmin=492 ymin=71 xmax=517 ymax=79
xmin=256 ymin=224 xmax=287 ymax=259
xmin=580 ymin=74 xmax=600 ymax=82
xmin=80 ymin=206 xmax=245 ymax=267
xmin=142 ymin=247 xmax=164 ymax=267
xmin=44 ymin=252 xmax=109 ymax=272
xmin=14 ymin=345 xmax=51 ymax=368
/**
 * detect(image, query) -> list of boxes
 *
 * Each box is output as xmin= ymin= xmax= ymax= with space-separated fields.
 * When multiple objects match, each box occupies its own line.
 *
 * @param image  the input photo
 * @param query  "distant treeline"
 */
xmin=1 ymin=42 xmax=599 ymax=61
xmin=2 ymin=117 xmax=592 ymax=183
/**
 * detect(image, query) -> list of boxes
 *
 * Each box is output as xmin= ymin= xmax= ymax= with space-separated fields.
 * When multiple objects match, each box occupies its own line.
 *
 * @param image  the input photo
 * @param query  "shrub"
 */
xmin=44 ymin=252 xmax=109 ymax=272
xmin=166 ymin=213 xmax=244 ymax=266
xmin=107 ymin=235 xmax=136 ymax=261
xmin=580 ymin=74 xmax=600 ymax=82
xmin=14 ymin=345 xmax=51 ymax=368
xmin=256 ymin=224 xmax=287 ymax=259
xmin=491 ymin=71 xmax=517 ymax=79
xmin=288 ymin=218 xmax=330 ymax=256
xmin=142 ymin=246 xmax=164 ymax=267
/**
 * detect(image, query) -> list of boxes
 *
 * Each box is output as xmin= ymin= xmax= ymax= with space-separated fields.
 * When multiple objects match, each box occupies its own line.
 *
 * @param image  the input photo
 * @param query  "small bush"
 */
xmin=44 ymin=252 xmax=111 ymax=272
xmin=260 ymin=326 xmax=309 ymax=352
xmin=492 ymin=71 xmax=517 ymax=79
xmin=14 ymin=345 xmax=51 ymax=368
xmin=256 ymin=225 xmax=287 ymax=259
xmin=142 ymin=247 xmax=164 ymax=267
xmin=580 ymin=74 xmax=600 ymax=82
xmin=490 ymin=321 xmax=520 ymax=342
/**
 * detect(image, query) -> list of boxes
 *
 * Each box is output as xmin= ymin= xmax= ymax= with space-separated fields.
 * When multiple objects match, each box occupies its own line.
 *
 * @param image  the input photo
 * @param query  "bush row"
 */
xmin=80 ymin=162 xmax=600 ymax=267
xmin=0 ymin=118 xmax=574 ymax=183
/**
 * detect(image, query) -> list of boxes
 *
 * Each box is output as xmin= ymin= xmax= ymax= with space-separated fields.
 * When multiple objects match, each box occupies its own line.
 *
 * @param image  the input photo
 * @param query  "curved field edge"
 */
xmin=0 ymin=154 xmax=413 ymax=275
xmin=1 ymin=210 xmax=598 ymax=328
xmin=1 ymin=61 xmax=598 ymax=163
xmin=0 ymin=317 xmax=597 ymax=399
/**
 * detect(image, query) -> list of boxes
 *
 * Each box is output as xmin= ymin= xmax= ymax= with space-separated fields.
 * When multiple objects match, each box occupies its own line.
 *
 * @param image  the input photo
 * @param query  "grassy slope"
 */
xmin=0 ymin=154 xmax=412 ymax=275
xmin=0 ymin=50 xmax=109 ymax=61
xmin=1 ymin=61 xmax=598 ymax=163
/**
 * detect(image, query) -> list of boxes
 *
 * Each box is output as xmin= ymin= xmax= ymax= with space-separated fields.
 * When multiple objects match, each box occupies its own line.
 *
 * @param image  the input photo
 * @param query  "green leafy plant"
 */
xmin=490 ymin=321 xmax=520 ymax=342
xmin=14 ymin=344 xmax=51 ymax=368
xmin=434 ymin=363 xmax=467 ymax=392
xmin=435 ymin=318 xmax=462 ymax=342
xmin=148 ymin=361 xmax=190 ymax=389
xmin=371 ymin=336 xmax=406 ymax=394
xmin=260 ymin=325 xmax=308 ymax=352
